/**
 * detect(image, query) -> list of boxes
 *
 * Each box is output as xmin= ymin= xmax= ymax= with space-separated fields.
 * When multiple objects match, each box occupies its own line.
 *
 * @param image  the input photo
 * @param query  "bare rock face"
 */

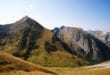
xmin=54 ymin=27 xmax=110 ymax=63
xmin=58 ymin=27 xmax=89 ymax=53
xmin=87 ymin=30 xmax=110 ymax=42
xmin=87 ymin=30 xmax=110 ymax=47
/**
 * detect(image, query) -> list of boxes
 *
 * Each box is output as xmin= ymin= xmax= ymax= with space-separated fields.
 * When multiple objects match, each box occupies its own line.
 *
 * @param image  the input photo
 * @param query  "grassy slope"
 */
xmin=0 ymin=71 xmax=53 ymax=75
xmin=0 ymin=51 xmax=58 ymax=75
xmin=47 ymin=61 xmax=110 ymax=75
xmin=0 ymin=29 xmax=89 ymax=67
xmin=59 ymin=68 xmax=110 ymax=75
xmin=27 ymin=29 xmax=89 ymax=67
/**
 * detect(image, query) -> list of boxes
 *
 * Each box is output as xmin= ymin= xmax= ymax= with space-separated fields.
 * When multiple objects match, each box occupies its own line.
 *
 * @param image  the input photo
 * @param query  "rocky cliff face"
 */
xmin=87 ymin=30 xmax=110 ymax=42
xmin=87 ymin=30 xmax=110 ymax=47
xmin=53 ymin=27 xmax=110 ymax=63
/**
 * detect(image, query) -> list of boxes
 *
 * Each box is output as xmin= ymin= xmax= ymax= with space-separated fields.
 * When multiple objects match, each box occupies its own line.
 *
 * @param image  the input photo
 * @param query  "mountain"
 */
xmin=0 ymin=16 xmax=89 ymax=67
xmin=87 ymin=30 xmax=110 ymax=47
xmin=87 ymin=30 xmax=110 ymax=42
xmin=1 ymin=16 xmax=110 ymax=67
xmin=0 ymin=51 xmax=58 ymax=75
xmin=53 ymin=26 xmax=110 ymax=63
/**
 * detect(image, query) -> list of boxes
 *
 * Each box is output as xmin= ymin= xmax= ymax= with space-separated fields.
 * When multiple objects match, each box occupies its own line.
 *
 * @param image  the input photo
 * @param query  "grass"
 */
xmin=28 ymin=50 xmax=89 ymax=67
xmin=0 ymin=29 xmax=90 ymax=67
xmin=0 ymin=43 xmax=90 ymax=67
xmin=47 ymin=60 xmax=110 ymax=75
xmin=0 ymin=51 xmax=58 ymax=75
xmin=47 ymin=67 xmax=110 ymax=75
xmin=0 ymin=71 xmax=54 ymax=75
xmin=0 ymin=66 xmax=110 ymax=75
xmin=60 ymin=68 xmax=110 ymax=75
xmin=0 ymin=51 xmax=110 ymax=75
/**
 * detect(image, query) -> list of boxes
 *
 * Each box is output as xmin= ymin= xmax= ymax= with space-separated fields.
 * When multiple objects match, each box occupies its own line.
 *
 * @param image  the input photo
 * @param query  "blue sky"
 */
xmin=0 ymin=0 xmax=110 ymax=31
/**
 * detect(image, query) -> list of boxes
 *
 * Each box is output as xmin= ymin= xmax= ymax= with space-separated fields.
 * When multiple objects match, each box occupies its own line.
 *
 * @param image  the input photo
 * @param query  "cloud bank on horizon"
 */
xmin=0 ymin=0 xmax=110 ymax=31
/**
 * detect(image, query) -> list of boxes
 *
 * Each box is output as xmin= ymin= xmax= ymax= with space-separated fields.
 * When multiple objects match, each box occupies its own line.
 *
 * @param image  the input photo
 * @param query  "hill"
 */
xmin=0 ymin=51 xmax=58 ymax=75
xmin=48 ymin=60 xmax=110 ymax=75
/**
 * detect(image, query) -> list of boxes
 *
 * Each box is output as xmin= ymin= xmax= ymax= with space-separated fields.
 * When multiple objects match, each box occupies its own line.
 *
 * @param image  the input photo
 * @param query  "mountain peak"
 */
xmin=23 ymin=16 xmax=31 ymax=19
xmin=20 ymin=16 xmax=33 ymax=22
xmin=12 ymin=16 xmax=44 ymax=32
xmin=14 ymin=16 xmax=39 ymax=26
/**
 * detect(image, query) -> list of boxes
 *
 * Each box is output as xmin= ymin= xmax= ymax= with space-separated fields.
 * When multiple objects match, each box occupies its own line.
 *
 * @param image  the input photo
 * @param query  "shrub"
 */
xmin=45 ymin=41 xmax=57 ymax=53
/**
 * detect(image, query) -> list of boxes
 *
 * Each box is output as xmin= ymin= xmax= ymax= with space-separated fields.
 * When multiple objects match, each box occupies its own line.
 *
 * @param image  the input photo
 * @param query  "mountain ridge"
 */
xmin=0 ymin=16 xmax=89 ymax=67
xmin=53 ymin=26 xmax=110 ymax=63
xmin=0 ymin=16 xmax=110 ymax=67
xmin=87 ymin=30 xmax=110 ymax=50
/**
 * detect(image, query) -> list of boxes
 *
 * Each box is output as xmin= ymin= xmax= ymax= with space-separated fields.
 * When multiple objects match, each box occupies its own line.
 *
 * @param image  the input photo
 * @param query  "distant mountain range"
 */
xmin=0 ymin=16 xmax=110 ymax=67
xmin=87 ymin=30 xmax=110 ymax=47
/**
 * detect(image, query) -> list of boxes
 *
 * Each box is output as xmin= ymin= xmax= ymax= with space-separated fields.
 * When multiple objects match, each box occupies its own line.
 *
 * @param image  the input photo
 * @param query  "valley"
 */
xmin=48 ymin=61 xmax=110 ymax=75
